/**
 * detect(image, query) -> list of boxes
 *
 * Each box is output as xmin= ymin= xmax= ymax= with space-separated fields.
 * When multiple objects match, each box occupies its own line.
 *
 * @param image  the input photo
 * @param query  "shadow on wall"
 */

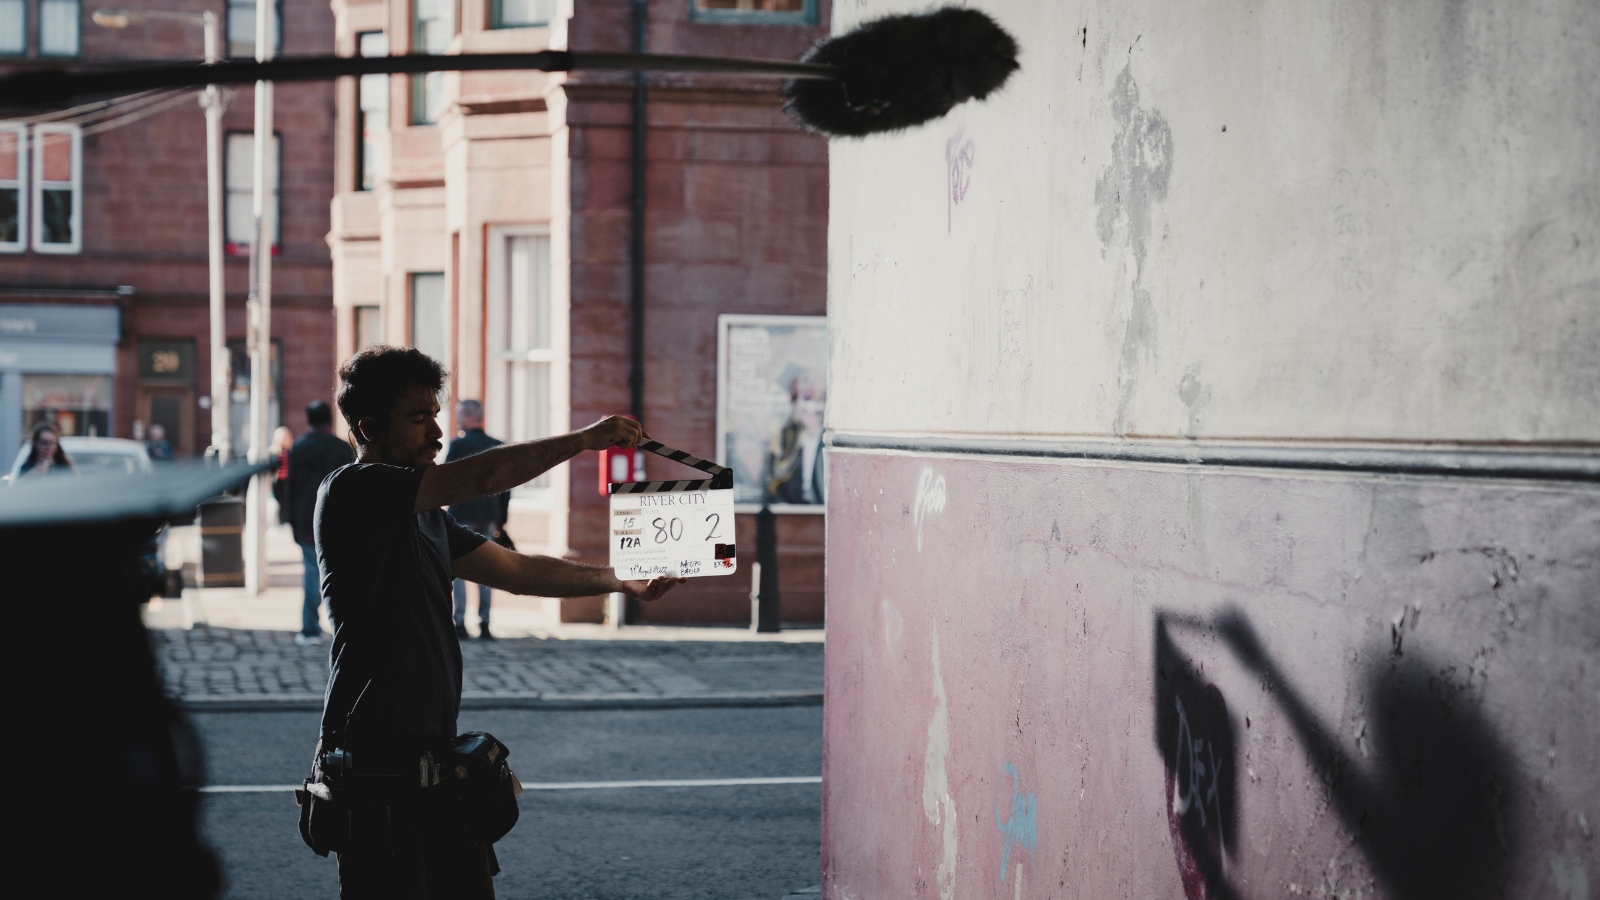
xmin=1155 ymin=609 xmax=1520 ymax=900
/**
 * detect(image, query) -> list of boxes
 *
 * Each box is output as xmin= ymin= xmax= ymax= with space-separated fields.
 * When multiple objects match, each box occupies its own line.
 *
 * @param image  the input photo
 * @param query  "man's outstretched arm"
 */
xmin=414 ymin=416 xmax=646 ymax=513
xmin=452 ymin=539 xmax=686 ymax=602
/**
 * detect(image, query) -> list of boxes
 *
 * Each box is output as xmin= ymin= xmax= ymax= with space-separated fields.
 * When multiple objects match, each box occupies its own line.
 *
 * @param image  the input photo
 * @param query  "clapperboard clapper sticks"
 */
xmin=609 ymin=440 xmax=737 ymax=581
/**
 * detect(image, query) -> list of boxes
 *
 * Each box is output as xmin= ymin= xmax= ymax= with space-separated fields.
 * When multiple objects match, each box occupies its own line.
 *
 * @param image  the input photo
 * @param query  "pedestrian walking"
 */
xmin=286 ymin=400 xmax=354 ymax=645
xmin=445 ymin=399 xmax=509 ymax=639
xmin=301 ymin=345 xmax=683 ymax=897
xmin=15 ymin=421 xmax=74 ymax=479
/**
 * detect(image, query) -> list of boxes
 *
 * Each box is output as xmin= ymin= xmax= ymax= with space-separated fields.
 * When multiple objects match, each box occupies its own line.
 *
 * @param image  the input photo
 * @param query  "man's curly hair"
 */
xmin=336 ymin=345 xmax=448 ymax=446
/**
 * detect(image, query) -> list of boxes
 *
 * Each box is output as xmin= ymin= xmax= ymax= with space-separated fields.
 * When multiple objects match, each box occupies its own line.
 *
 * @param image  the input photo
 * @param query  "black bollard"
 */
xmin=753 ymin=504 xmax=781 ymax=632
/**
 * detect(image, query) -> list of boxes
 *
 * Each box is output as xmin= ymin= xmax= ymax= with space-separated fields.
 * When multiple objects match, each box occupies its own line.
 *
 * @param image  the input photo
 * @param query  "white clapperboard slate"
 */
xmin=608 ymin=440 xmax=737 ymax=580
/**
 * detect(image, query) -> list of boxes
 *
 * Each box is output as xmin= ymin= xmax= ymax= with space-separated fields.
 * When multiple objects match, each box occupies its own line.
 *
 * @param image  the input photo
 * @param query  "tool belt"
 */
xmin=296 ymin=732 xmax=522 ymax=857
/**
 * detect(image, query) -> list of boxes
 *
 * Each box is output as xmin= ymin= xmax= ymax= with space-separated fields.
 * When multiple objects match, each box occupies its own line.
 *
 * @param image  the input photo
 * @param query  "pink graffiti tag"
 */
xmin=946 ymin=127 xmax=976 ymax=233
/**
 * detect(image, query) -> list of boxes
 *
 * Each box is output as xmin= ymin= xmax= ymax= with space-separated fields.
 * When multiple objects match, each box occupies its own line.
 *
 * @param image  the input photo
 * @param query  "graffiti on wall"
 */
xmin=995 ymin=762 xmax=1037 ymax=882
xmin=1155 ymin=615 xmax=1239 ymax=900
xmin=913 ymin=467 xmax=947 ymax=551
xmin=946 ymin=126 xmax=976 ymax=233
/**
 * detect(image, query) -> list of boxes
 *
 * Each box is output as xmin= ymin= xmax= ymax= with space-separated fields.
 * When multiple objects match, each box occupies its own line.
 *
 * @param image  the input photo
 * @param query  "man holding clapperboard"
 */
xmin=303 ymin=345 xmax=692 ymax=897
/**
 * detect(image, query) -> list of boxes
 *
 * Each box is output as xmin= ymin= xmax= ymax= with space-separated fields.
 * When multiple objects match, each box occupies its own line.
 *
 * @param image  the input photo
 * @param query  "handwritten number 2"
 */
xmin=704 ymin=513 xmax=721 ymax=541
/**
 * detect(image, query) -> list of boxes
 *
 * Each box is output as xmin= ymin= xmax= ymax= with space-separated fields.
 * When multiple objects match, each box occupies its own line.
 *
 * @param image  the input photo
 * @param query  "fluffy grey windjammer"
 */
xmin=781 ymin=6 xmax=1020 ymax=138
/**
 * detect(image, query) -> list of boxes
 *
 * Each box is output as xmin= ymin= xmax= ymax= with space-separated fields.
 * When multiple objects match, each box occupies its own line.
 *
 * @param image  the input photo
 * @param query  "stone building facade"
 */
xmin=328 ymin=0 xmax=829 ymax=624
xmin=0 ymin=0 xmax=336 ymax=462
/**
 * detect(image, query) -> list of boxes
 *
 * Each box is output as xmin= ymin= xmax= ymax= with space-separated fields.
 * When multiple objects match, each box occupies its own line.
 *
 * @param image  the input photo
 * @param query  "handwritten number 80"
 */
xmin=649 ymin=514 xmax=723 ymax=543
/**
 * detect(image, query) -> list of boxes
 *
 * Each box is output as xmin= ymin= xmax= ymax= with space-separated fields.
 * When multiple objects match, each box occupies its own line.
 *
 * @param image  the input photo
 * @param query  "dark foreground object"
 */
xmin=7 ymin=463 xmax=263 ymax=898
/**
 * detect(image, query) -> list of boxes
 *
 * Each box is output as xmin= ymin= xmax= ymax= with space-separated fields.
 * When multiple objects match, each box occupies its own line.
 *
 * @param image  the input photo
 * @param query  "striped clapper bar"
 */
xmin=608 ymin=440 xmax=737 ymax=580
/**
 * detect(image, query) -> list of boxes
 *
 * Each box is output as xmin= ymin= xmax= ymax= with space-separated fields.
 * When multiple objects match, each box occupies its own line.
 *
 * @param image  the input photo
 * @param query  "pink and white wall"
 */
xmin=818 ymin=2 xmax=1600 ymax=898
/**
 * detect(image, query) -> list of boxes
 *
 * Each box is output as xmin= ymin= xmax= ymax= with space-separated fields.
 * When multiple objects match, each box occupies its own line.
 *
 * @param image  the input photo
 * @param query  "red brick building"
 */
xmin=0 ymin=0 xmax=336 ymax=461
xmin=328 ymin=0 xmax=829 ymax=625
xmin=565 ymin=1 xmax=829 ymax=625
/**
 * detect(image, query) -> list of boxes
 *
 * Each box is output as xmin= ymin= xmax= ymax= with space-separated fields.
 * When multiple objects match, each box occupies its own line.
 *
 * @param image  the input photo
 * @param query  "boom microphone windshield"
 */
xmin=782 ymin=7 xmax=1020 ymax=137
xmin=0 ymin=6 xmax=1018 ymax=137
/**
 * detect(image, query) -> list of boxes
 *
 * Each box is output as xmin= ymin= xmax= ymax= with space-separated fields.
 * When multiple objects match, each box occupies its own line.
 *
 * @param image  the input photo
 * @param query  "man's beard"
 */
xmin=374 ymin=441 xmax=441 ymax=466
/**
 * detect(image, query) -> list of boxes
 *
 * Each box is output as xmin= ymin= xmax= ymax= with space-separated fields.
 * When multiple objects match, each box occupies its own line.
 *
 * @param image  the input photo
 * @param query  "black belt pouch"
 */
xmin=448 ymin=732 xmax=520 ymax=845
xmin=296 ymin=746 xmax=352 ymax=857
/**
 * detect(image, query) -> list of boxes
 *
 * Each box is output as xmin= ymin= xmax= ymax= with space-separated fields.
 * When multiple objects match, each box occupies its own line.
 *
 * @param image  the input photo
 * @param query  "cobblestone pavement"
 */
xmin=153 ymin=626 xmax=825 ymax=708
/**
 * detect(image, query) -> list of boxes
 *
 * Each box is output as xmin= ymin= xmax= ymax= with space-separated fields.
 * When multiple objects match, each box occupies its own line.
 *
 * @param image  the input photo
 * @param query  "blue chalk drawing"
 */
xmin=995 ymin=762 xmax=1037 ymax=881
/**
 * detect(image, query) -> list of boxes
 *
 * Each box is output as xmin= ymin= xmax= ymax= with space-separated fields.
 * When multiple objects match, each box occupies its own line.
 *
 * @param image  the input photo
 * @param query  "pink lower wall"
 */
xmin=821 ymin=451 xmax=1598 ymax=899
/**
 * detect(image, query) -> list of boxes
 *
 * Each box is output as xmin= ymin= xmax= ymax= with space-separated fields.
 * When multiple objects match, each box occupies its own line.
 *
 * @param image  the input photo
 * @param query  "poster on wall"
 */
xmin=716 ymin=314 xmax=827 ymax=513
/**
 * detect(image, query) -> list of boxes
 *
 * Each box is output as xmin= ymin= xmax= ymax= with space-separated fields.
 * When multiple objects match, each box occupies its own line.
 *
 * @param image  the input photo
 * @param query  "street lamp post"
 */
xmin=201 ymin=19 xmax=229 ymax=466
xmin=93 ymin=9 xmax=230 ymax=463
xmin=244 ymin=0 xmax=276 ymax=595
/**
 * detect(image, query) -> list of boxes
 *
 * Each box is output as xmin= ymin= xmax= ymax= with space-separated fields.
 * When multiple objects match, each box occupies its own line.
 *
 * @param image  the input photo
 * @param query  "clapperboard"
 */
xmin=608 ymin=440 xmax=737 ymax=580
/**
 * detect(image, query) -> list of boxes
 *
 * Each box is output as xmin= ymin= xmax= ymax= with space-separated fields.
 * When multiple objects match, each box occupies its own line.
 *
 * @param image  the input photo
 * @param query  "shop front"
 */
xmin=0 ymin=304 xmax=120 ymax=464
xmin=135 ymin=338 xmax=197 ymax=458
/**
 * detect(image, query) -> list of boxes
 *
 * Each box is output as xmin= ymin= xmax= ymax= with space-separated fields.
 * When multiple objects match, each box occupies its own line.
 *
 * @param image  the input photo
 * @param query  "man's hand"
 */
xmin=617 ymin=575 xmax=687 ymax=603
xmin=579 ymin=416 xmax=649 ymax=452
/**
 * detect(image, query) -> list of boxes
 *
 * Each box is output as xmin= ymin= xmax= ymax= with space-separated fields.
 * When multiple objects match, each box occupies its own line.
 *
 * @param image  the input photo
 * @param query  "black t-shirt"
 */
xmin=287 ymin=430 xmax=355 ymax=544
xmin=314 ymin=463 xmax=488 ymax=745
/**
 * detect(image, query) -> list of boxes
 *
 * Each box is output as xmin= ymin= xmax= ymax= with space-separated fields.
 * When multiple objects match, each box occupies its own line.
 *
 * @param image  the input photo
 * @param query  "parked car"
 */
xmin=7 ymin=437 xmax=171 ymax=596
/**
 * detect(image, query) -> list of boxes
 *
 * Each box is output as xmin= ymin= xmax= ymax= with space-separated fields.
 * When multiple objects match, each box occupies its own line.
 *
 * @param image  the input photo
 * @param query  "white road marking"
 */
xmin=199 ymin=776 xmax=822 ymax=793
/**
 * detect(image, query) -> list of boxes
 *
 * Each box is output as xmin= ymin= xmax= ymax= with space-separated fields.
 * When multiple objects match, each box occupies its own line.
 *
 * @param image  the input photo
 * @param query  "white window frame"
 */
xmin=355 ymin=304 xmax=383 ymax=350
xmin=356 ymin=30 xmax=389 ymax=191
xmin=226 ymin=0 xmax=282 ymax=58
xmin=31 ymin=122 xmax=80 ymax=254
xmin=38 ymin=0 xmax=81 ymax=57
xmin=0 ymin=0 xmax=28 ymax=57
xmin=410 ymin=0 xmax=451 ymax=125
xmin=490 ymin=0 xmax=554 ymax=29
xmin=486 ymin=224 xmax=554 ymax=500
xmin=0 ymin=121 xmax=26 ymax=253
xmin=408 ymin=271 xmax=448 ymax=365
xmin=688 ymin=0 xmax=817 ymax=26
xmin=224 ymin=130 xmax=280 ymax=255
